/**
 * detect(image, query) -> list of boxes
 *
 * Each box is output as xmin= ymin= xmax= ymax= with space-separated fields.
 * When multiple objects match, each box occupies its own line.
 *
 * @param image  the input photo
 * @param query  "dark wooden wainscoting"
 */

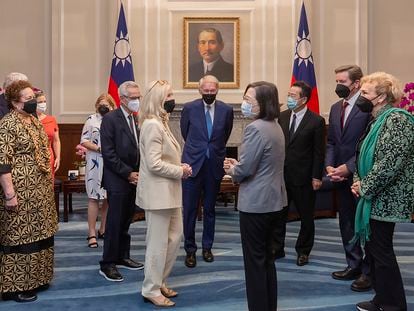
xmin=57 ymin=123 xmax=84 ymax=177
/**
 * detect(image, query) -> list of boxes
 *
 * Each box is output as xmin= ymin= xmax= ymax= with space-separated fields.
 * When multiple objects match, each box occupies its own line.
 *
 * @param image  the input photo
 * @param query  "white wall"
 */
xmin=0 ymin=0 xmax=413 ymax=123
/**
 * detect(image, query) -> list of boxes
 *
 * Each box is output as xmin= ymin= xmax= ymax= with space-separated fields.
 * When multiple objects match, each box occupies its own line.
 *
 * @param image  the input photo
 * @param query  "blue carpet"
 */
xmin=2 ymin=194 xmax=413 ymax=310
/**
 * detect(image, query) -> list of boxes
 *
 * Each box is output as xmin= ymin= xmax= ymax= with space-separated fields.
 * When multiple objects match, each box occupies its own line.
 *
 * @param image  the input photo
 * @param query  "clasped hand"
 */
xmin=128 ymin=171 xmax=139 ymax=185
xmin=351 ymin=180 xmax=361 ymax=198
xmin=181 ymin=163 xmax=192 ymax=179
xmin=326 ymin=164 xmax=350 ymax=182
xmin=223 ymin=157 xmax=238 ymax=174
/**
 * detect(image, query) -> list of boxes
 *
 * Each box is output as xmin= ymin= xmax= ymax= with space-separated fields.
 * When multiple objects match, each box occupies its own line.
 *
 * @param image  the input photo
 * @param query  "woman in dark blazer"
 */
xmin=224 ymin=81 xmax=287 ymax=311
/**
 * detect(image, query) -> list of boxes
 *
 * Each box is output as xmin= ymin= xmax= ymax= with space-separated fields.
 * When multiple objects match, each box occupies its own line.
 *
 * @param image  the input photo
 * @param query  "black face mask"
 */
xmin=163 ymin=99 xmax=175 ymax=113
xmin=335 ymin=84 xmax=351 ymax=98
xmin=355 ymin=94 xmax=381 ymax=113
xmin=23 ymin=99 xmax=38 ymax=114
xmin=202 ymin=93 xmax=216 ymax=105
xmin=98 ymin=105 xmax=110 ymax=116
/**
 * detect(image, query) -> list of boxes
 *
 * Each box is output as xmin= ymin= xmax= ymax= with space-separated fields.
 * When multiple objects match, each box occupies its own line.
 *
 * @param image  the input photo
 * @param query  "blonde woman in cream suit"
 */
xmin=137 ymin=80 xmax=192 ymax=308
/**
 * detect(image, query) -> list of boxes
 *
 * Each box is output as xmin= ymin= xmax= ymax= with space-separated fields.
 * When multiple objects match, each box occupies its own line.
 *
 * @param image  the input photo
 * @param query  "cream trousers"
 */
xmin=141 ymin=207 xmax=183 ymax=297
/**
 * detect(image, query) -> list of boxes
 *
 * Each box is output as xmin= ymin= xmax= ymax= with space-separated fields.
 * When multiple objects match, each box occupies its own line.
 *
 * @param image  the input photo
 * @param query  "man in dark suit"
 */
xmin=99 ymin=81 xmax=144 ymax=282
xmin=0 ymin=72 xmax=28 ymax=119
xmin=326 ymin=65 xmax=371 ymax=291
xmin=181 ymin=75 xmax=233 ymax=268
xmin=188 ymin=28 xmax=234 ymax=83
xmin=278 ymin=81 xmax=325 ymax=266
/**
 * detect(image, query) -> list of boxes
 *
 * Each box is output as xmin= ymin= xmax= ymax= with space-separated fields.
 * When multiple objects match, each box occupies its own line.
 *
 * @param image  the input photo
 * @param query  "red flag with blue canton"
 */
xmin=291 ymin=2 xmax=320 ymax=114
xmin=108 ymin=2 xmax=135 ymax=106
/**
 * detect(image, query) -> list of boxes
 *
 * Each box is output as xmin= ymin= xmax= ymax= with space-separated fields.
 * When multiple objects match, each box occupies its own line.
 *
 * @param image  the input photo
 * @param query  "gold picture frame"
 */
xmin=183 ymin=17 xmax=240 ymax=89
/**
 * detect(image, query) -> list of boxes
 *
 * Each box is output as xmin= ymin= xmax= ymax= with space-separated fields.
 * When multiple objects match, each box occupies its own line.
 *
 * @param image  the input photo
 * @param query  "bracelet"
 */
xmin=5 ymin=193 xmax=16 ymax=201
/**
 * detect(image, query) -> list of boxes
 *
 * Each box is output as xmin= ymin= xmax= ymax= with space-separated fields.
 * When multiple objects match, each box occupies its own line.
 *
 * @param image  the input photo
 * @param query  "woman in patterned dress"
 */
xmin=35 ymin=90 xmax=61 ymax=177
xmin=80 ymin=94 xmax=115 ymax=248
xmin=351 ymin=72 xmax=414 ymax=311
xmin=0 ymin=80 xmax=58 ymax=303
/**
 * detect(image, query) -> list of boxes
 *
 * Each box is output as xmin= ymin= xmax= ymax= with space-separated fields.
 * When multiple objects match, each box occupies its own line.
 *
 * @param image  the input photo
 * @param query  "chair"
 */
xmin=54 ymin=178 xmax=62 ymax=221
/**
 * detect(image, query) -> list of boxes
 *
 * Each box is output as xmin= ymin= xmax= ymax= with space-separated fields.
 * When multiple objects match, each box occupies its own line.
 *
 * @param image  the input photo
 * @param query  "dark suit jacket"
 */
xmin=0 ymin=94 xmax=9 ymax=119
xmin=189 ymin=56 xmax=234 ymax=82
xmin=279 ymin=109 xmax=326 ymax=186
xmin=325 ymin=100 xmax=370 ymax=176
xmin=100 ymin=108 xmax=140 ymax=192
xmin=180 ymin=99 xmax=233 ymax=180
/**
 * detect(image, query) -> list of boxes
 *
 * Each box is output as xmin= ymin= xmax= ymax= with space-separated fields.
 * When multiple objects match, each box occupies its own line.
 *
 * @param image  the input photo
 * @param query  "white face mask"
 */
xmin=127 ymin=99 xmax=140 ymax=112
xmin=37 ymin=102 xmax=47 ymax=112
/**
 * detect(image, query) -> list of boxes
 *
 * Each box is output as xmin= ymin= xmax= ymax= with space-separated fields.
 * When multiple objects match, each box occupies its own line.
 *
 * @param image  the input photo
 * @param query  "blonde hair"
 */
xmin=361 ymin=72 xmax=403 ymax=105
xmin=95 ymin=93 xmax=116 ymax=110
xmin=139 ymin=80 xmax=170 ymax=126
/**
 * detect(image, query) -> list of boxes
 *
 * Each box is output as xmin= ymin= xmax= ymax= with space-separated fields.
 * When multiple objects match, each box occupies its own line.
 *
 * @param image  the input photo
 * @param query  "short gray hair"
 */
xmin=118 ymin=81 xmax=140 ymax=97
xmin=3 ymin=72 xmax=28 ymax=89
xmin=199 ymin=75 xmax=219 ymax=89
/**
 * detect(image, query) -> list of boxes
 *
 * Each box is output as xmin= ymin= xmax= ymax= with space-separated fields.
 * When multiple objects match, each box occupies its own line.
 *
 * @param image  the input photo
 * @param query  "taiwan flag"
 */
xmin=291 ymin=2 xmax=319 ymax=114
xmin=108 ymin=2 xmax=135 ymax=106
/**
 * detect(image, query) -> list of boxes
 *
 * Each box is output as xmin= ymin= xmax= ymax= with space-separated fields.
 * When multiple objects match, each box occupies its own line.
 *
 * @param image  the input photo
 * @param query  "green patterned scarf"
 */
xmin=351 ymin=107 xmax=414 ymax=247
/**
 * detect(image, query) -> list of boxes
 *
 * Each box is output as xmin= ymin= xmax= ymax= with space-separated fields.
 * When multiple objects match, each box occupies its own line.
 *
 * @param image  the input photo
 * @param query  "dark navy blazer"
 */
xmin=100 ymin=108 xmax=140 ymax=192
xmin=180 ymin=99 xmax=233 ymax=180
xmin=325 ymin=99 xmax=370 ymax=175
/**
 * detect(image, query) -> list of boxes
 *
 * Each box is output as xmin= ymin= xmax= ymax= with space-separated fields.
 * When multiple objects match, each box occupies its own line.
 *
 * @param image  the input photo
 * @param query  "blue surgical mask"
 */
xmin=287 ymin=96 xmax=298 ymax=110
xmin=127 ymin=99 xmax=140 ymax=112
xmin=241 ymin=100 xmax=258 ymax=118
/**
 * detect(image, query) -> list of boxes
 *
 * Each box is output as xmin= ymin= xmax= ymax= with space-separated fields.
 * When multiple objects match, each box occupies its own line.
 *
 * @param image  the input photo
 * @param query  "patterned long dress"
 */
xmin=80 ymin=113 xmax=106 ymax=200
xmin=0 ymin=110 xmax=58 ymax=293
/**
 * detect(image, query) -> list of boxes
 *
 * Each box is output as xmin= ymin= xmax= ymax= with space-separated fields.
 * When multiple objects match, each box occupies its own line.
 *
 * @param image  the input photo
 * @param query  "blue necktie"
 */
xmin=205 ymin=106 xmax=213 ymax=158
xmin=206 ymin=107 xmax=213 ymax=139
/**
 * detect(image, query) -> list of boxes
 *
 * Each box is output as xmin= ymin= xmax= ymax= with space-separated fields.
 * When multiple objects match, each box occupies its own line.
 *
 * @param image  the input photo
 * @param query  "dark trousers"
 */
xmin=366 ymin=219 xmax=407 ymax=311
xmin=183 ymin=159 xmax=221 ymax=253
xmin=337 ymin=185 xmax=369 ymax=274
xmin=286 ymin=183 xmax=315 ymax=256
xmin=239 ymin=210 xmax=285 ymax=311
xmin=100 ymin=188 xmax=136 ymax=268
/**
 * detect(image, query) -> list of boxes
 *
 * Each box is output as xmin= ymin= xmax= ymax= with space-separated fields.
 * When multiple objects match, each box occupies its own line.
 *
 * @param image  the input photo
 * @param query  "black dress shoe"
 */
xmin=185 ymin=252 xmax=196 ymax=268
xmin=275 ymin=250 xmax=286 ymax=260
xmin=37 ymin=283 xmax=50 ymax=292
xmin=116 ymin=258 xmax=144 ymax=270
xmin=351 ymin=274 xmax=372 ymax=292
xmin=331 ymin=267 xmax=361 ymax=280
xmin=99 ymin=265 xmax=124 ymax=282
xmin=356 ymin=300 xmax=384 ymax=311
xmin=296 ymin=254 xmax=309 ymax=266
xmin=2 ymin=291 xmax=37 ymax=303
xmin=202 ymin=249 xmax=214 ymax=263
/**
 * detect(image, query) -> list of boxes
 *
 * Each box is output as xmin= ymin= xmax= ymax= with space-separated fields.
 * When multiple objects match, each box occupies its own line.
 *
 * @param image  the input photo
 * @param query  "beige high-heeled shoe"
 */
xmin=142 ymin=295 xmax=175 ymax=307
xmin=160 ymin=287 xmax=178 ymax=298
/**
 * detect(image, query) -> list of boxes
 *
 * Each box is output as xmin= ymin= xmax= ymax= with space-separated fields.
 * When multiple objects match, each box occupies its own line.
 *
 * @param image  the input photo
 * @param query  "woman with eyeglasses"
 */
xmin=224 ymin=81 xmax=287 ymax=311
xmin=136 ymin=80 xmax=192 ymax=307
xmin=0 ymin=80 xmax=58 ymax=303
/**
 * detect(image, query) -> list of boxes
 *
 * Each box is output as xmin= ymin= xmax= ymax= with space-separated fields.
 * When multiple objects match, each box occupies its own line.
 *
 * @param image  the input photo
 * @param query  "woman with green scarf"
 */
xmin=351 ymin=72 xmax=414 ymax=311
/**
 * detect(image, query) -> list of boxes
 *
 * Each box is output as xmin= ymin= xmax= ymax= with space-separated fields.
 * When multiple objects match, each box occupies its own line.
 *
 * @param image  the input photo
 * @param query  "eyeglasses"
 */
xmin=147 ymin=80 xmax=168 ymax=94
xmin=243 ymin=96 xmax=258 ymax=104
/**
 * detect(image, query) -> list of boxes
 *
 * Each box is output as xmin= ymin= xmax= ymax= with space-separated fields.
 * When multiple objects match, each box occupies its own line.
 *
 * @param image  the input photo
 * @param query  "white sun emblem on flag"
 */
xmin=294 ymin=30 xmax=314 ymax=67
xmin=113 ymin=31 xmax=132 ymax=67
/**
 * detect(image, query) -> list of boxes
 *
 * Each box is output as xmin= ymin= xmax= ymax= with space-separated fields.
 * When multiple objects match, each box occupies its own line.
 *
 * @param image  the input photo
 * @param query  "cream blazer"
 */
xmin=136 ymin=118 xmax=183 ymax=210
